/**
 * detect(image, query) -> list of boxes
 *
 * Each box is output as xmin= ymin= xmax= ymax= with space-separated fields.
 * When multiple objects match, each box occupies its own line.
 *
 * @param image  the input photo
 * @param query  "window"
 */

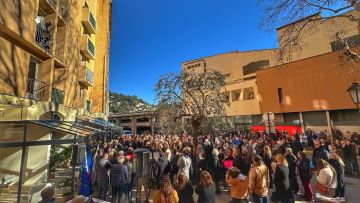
xmin=242 ymin=60 xmax=270 ymax=75
xmin=80 ymin=88 xmax=84 ymax=98
xmin=86 ymin=100 xmax=91 ymax=112
xmin=223 ymin=74 xmax=231 ymax=80
xmin=231 ymin=90 xmax=241 ymax=101
xmin=243 ymin=87 xmax=255 ymax=100
xmin=278 ymin=88 xmax=284 ymax=104
xmin=186 ymin=63 xmax=201 ymax=69
xmin=331 ymin=34 xmax=360 ymax=52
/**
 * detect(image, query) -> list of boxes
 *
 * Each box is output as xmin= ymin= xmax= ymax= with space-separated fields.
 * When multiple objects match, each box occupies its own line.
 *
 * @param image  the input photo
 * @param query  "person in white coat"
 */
xmin=315 ymin=159 xmax=337 ymax=194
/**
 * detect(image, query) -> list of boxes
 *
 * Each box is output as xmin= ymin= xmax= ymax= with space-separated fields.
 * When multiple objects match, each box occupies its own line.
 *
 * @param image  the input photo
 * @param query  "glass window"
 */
xmin=0 ymin=147 xmax=22 ymax=202
xmin=243 ymin=87 xmax=255 ymax=100
xmin=231 ymin=90 xmax=241 ymax=101
xmin=0 ymin=124 xmax=25 ymax=142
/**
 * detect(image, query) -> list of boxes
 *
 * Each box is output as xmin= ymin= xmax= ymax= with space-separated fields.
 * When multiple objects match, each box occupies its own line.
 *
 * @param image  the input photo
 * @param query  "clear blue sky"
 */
xmin=109 ymin=0 xmax=278 ymax=104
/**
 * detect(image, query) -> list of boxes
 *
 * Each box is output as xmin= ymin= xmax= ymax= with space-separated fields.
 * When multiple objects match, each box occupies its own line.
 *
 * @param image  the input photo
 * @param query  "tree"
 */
xmin=154 ymin=70 xmax=230 ymax=153
xmin=257 ymin=0 xmax=360 ymax=63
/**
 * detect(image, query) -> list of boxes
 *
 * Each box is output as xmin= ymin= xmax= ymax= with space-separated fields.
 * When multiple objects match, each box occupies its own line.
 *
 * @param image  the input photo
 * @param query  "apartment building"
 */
xmin=182 ymin=10 xmax=360 ymax=135
xmin=0 ymin=0 xmax=111 ymax=202
xmin=182 ymin=49 xmax=278 ymax=129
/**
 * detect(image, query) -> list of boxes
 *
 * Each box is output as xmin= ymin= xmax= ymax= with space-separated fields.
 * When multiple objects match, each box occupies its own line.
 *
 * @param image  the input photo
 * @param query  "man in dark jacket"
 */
xmin=110 ymin=156 xmax=128 ymax=202
xmin=285 ymin=148 xmax=299 ymax=194
xmin=96 ymin=153 xmax=110 ymax=200
xmin=290 ymin=136 xmax=303 ymax=157
xmin=312 ymin=140 xmax=329 ymax=164
xmin=156 ymin=152 xmax=170 ymax=188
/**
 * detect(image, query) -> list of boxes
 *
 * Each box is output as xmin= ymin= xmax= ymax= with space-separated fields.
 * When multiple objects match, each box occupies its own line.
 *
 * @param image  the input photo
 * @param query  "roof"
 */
xmin=276 ymin=12 xmax=322 ymax=30
xmin=181 ymin=48 xmax=277 ymax=64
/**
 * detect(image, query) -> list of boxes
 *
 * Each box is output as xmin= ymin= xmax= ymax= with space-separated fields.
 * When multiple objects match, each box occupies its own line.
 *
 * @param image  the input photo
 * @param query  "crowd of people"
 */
xmin=80 ymin=128 xmax=359 ymax=203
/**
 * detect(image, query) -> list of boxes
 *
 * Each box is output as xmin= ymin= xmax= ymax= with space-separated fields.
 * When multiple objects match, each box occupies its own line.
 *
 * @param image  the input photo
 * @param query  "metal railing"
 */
xmin=59 ymin=0 xmax=68 ymax=20
xmin=89 ymin=12 xmax=96 ymax=31
xmin=55 ymin=39 xmax=65 ymax=62
xmin=51 ymin=88 xmax=64 ymax=104
xmin=35 ymin=23 xmax=53 ymax=52
xmin=26 ymin=79 xmax=49 ymax=101
xmin=87 ymin=39 xmax=95 ymax=57
xmin=85 ymin=68 xmax=94 ymax=85
xmin=47 ymin=0 xmax=57 ymax=8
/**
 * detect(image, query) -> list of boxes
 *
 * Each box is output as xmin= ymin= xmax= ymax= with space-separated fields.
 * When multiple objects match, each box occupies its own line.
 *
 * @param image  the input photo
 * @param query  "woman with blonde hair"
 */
xmin=195 ymin=171 xmax=216 ymax=203
xmin=174 ymin=172 xmax=194 ymax=203
xmin=262 ymin=145 xmax=273 ymax=188
xmin=153 ymin=175 xmax=179 ymax=203
xmin=271 ymin=153 xmax=294 ymax=203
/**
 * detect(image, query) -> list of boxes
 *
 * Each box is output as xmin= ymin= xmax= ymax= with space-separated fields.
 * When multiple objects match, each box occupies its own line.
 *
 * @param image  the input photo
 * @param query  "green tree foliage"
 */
xmin=109 ymin=92 xmax=154 ymax=114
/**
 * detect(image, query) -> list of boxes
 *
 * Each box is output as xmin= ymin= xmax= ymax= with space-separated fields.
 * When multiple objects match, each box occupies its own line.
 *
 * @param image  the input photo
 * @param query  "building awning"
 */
xmin=28 ymin=119 xmax=106 ymax=136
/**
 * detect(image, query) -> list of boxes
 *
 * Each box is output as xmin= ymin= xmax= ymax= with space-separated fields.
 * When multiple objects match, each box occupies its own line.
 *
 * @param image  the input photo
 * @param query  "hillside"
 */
xmin=109 ymin=92 xmax=155 ymax=114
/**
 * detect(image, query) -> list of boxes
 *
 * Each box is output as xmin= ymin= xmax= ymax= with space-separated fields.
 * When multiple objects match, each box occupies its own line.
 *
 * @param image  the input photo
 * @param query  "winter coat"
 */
xmin=176 ymin=182 xmax=194 ymax=203
xmin=195 ymin=182 xmax=216 ymax=203
xmin=156 ymin=156 xmax=171 ymax=178
xmin=177 ymin=155 xmax=192 ymax=179
xmin=273 ymin=165 xmax=294 ymax=202
xmin=226 ymin=174 xmax=249 ymax=200
xmin=312 ymin=146 xmax=329 ymax=164
xmin=110 ymin=163 xmax=128 ymax=187
xmin=316 ymin=166 xmax=337 ymax=189
xmin=286 ymin=154 xmax=297 ymax=177
xmin=298 ymin=158 xmax=312 ymax=180
xmin=248 ymin=164 xmax=269 ymax=197
xmin=96 ymin=158 xmax=110 ymax=184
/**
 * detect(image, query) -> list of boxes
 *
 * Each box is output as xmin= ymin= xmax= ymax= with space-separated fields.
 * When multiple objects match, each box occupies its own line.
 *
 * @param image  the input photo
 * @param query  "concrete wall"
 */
xmin=277 ymin=10 xmax=360 ymax=63
xmin=256 ymin=49 xmax=360 ymax=114
xmin=93 ymin=0 xmax=111 ymax=114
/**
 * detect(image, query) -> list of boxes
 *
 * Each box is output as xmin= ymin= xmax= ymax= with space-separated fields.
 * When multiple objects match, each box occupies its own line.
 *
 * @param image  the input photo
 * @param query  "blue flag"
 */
xmin=79 ymin=145 xmax=92 ymax=196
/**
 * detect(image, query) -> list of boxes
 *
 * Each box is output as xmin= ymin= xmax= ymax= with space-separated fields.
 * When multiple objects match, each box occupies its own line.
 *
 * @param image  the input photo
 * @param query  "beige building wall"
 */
xmin=0 ymin=0 xmax=111 ymax=201
xmin=182 ymin=49 xmax=277 ymax=116
xmin=0 ymin=0 xmax=111 ymax=120
xmin=277 ymin=10 xmax=360 ymax=63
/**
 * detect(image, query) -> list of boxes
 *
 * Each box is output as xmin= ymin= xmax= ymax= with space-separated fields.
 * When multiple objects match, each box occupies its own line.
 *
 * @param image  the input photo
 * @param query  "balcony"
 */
xmin=78 ymin=66 xmax=94 ymax=87
xmin=54 ymin=38 xmax=66 ymax=68
xmin=80 ymin=36 xmax=95 ymax=60
xmin=26 ymin=79 xmax=49 ymax=101
xmin=82 ymin=7 xmax=96 ymax=34
xmin=58 ymin=0 xmax=68 ymax=23
xmin=35 ymin=23 xmax=53 ymax=53
xmin=38 ymin=0 xmax=57 ymax=14
xmin=51 ymin=88 xmax=64 ymax=104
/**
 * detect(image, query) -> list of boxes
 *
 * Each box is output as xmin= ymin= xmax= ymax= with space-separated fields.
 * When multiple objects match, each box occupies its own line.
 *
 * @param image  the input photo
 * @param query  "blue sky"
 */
xmin=108 ymin=0 xmax=278 ymax=104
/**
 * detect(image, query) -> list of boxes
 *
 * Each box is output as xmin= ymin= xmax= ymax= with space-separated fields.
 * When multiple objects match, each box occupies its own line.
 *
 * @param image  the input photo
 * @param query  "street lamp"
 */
xmin=347 ymin=82 xmax=360 ymax=110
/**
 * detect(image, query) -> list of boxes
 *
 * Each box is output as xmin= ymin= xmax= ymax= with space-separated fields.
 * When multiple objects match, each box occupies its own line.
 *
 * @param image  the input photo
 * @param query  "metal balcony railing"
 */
xmin=87 ymin=39 xmax=95 ymax=57
xmin=51 ymin=88 xmax=64 ymax=104
xmin=47 ymin=0 xmax=57 ymax=8
xmin=26 ymin=79 xmax=49 ymax=101
xmin=89 ymin=12 xmax=96 ymax=31
xmin=85 ymin=68 xmax=94 ymax=85
xmin=59 ymin=0 xmax=68 ymax=20
xmin=55 ymin=39 xmax=65 ymax=62
xmin=35 ymin=23 xmax=53 ymax=52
